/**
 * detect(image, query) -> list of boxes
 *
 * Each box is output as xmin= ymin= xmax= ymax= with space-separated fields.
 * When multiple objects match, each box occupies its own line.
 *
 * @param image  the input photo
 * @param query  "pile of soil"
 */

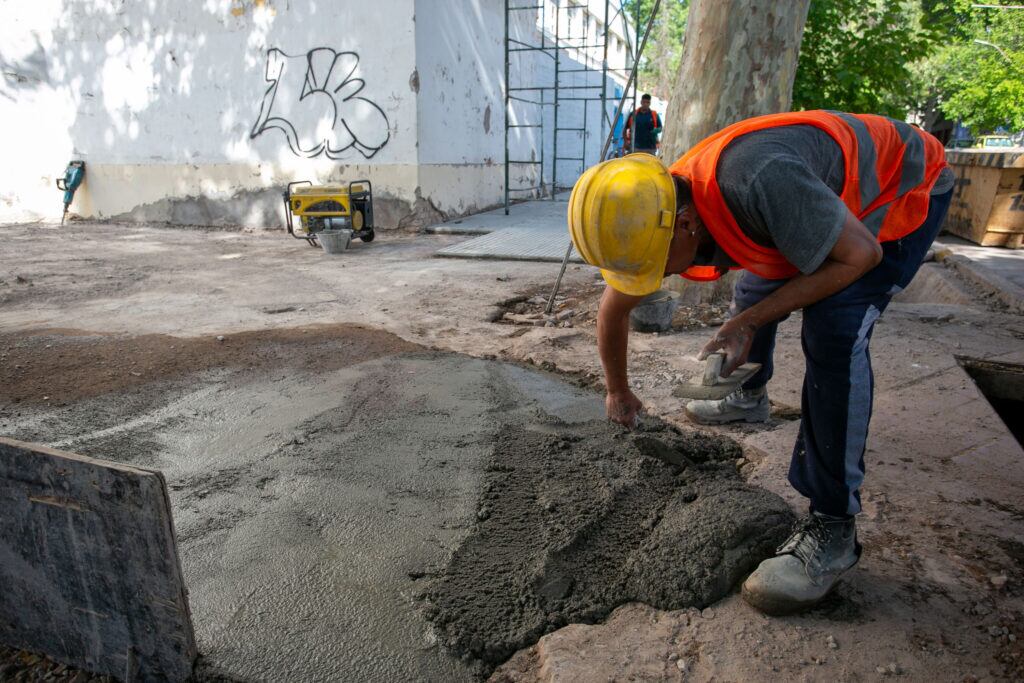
xmin=0 ymin=324 xmax=417 ymax=407
xmin=424 ymin=418 xmax=794 ymax=674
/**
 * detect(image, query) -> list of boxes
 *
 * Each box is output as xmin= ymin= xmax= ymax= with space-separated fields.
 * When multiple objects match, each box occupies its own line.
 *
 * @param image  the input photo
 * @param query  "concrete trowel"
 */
xmin=672 ymin=352 xmax=761 ymax=401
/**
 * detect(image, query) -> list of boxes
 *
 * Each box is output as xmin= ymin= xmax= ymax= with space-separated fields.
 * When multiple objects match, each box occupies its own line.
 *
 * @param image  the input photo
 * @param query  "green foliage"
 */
xmin=793 ymin=0 xmax=1023 ymax=134
xmin=922 ymin=2 xmax=1024 ymax=133
xmin=792 ymin=0 xmax=942 ymax=116
xmin=620 ymin=0 xmax=689 ymax=98
xmin=618 ymin=0 xmax=1023 ymax=134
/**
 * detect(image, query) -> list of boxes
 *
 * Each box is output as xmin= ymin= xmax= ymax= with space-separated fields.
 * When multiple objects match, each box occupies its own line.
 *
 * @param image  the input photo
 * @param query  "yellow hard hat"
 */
xmin=568 ymin=153 xmax=676 ymax=297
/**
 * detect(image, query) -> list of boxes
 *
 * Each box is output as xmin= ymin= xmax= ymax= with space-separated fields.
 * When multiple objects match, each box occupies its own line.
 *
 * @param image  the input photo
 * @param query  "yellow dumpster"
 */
xmin=945 ymin=149 xmax=1024 ymax=249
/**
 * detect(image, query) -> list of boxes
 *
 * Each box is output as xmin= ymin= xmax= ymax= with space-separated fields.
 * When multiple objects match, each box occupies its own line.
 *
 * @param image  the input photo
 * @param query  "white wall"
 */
xmin=1 ymin=0 xmax=629 ymax=227
xmin=413 ymin=0 xmax=506 ymax=216
xmin=2 ymin=0 xmax=419 ymax=226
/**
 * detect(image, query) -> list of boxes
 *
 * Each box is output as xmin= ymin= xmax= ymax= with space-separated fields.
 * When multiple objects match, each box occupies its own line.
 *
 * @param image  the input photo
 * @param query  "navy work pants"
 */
xmin=731 ymin=189 xmax=952 ymax=517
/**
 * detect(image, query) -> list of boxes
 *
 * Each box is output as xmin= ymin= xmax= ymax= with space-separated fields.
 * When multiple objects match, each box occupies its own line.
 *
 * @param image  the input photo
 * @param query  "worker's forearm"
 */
xmin=597 ymin=303 xmax=631 ymax=395
xmin=737 ymin=260 xmax=867 ymax=330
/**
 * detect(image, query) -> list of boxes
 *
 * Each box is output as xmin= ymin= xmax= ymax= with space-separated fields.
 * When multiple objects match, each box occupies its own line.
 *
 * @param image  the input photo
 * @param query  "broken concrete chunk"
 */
xmin=503 ymin=312 xmax=544 ymax=326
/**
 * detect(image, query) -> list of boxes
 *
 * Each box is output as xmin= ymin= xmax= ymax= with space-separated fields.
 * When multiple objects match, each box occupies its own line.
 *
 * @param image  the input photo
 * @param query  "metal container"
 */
xmin=318 ymin=229 xmax=353 ymax=254
xmin=629 ymin=289 xmax=680 ymax=333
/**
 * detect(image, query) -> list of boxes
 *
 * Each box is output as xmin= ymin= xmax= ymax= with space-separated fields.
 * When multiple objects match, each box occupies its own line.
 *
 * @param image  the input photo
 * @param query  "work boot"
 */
xmin=741 ymin=512 xmax=861 ymax=615
xmin=684 ymin=386 xmax=770 ymax=425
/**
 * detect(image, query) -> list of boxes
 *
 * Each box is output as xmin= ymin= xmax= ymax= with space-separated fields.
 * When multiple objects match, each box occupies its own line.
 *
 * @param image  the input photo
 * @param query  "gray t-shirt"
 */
xmin=712 ymin=124 xmax=954 ymax=275
xmin=716 ymin=125 xmax=848 ymax=274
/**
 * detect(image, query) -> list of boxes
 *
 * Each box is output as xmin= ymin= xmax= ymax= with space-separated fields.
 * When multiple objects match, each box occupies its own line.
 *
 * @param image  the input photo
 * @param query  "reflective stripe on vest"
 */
xmin=667 ymin=110 xmax=948 ymax=281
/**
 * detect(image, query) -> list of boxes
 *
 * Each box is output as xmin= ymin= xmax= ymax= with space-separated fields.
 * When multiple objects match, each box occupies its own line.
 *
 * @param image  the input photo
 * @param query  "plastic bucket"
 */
xmin=629 ymin=289 xmax=680 ymax=333
xmin=318 ymin=229 xmax=352 ymax=254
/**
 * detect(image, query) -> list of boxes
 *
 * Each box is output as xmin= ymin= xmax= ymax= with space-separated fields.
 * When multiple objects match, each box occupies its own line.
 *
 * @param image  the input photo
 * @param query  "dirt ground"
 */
xmin=1 ymin=221 xmax=1023 ymax=682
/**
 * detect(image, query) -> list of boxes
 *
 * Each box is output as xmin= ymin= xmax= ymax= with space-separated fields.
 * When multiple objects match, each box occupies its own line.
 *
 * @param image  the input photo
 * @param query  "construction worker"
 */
xmin=568 ymin=111 xmax=954 ymax=615
xmin=624 ymin=94 xmax=663 ymax=155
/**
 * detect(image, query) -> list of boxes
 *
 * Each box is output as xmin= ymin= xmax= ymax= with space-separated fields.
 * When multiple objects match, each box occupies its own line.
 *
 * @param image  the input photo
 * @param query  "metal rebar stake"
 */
xmin=503 ymin=0 xmax=510 ymax=215
xmin=544 ymin=0 xmax=661 ymax=315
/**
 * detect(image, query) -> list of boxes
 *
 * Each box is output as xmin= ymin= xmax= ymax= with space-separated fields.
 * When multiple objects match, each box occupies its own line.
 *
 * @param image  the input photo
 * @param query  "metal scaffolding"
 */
xmin=545 ymin=0 xmax=662 ymax=313
xmin=503 ymin=0 xmax=637 ymax=214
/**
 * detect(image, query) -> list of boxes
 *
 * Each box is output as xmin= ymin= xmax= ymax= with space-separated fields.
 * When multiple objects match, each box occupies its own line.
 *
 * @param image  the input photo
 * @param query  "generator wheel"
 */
xmin=360 ymin=229 xmax=375 ymax=243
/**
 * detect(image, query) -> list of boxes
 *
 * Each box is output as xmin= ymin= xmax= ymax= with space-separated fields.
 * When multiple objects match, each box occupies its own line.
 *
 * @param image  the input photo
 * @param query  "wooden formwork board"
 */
xmin=0 ymin=437 xmax=196 ymax=682
xmin=945 ymin=149 xmax=1024 ymax=248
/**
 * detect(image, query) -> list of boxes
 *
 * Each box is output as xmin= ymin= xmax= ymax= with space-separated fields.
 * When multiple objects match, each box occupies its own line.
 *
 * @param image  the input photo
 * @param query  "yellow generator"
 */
xmin=283 ymin=180 xmax=375 ymax=247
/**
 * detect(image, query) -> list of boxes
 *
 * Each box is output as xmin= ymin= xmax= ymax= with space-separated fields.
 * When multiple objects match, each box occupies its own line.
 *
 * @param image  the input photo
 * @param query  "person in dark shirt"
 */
xmin=624 ymin=94 xmax=662 ymax=155
xmin=569 ymin=111 xmax=952 ymax=616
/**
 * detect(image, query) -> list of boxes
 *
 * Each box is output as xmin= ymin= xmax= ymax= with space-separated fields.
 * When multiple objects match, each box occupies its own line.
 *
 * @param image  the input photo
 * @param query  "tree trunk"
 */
xmin=657 ymin=0 xmax=810 ymax=303
xmin=660 ymin=0 xmax=811 ymax=162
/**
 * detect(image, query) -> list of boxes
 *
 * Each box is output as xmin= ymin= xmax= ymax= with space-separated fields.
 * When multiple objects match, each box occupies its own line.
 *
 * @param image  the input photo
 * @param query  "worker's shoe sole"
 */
xmin=740 ymin=581 xmax=839 ymax=616
xmin=740 ymin=514 xmax=860 ymax=616
xmin=684 ymin=407 xmax=770 ymax=425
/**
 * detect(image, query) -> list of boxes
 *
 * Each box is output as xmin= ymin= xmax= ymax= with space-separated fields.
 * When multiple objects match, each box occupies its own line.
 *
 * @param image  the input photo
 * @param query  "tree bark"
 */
xmin=660 ymin=0 xmax=811 ymax=163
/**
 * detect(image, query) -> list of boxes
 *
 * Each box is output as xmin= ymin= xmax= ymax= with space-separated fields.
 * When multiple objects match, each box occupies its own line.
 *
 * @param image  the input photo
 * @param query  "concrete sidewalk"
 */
xmin=936 ymin=235 xmax=1024 ymax=314
xmin=425 ymin=195 xmax=571 ymax=236
xmin=428 ymin=195 xmax=581 ymax=263
xmin=937 ymin=235 xmax=1024 ymax=290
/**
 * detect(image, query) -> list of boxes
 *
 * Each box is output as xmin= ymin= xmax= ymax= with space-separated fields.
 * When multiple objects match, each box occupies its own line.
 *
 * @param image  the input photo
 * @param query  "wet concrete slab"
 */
xmin=0 ymin=329 xmax=600 ymax=680
xmin=0 ymin=326 xmax=793 ymax=681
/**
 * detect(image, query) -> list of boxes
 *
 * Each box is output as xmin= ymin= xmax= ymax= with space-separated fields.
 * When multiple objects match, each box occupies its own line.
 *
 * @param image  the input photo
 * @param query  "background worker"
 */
xmin=568 ymin=111 xmax=953 ymax=615
xmin=623 ymin=94 xmax=663 ymax=155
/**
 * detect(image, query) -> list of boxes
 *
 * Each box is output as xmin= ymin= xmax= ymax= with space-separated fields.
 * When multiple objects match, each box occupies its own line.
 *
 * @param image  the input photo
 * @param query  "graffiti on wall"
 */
xmin=251 ymin=48 xmax=391 ymax=159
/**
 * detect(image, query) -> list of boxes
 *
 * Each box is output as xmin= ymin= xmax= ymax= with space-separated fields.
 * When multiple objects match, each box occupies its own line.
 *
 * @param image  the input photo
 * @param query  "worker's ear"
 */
xmin=677 ymin=204 xmax=700 ymax=234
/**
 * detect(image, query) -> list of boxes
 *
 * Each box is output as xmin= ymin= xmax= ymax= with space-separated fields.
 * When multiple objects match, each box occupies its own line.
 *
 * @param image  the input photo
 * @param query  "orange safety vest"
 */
xmin=667 ymin=110 xmax=948 ymax=282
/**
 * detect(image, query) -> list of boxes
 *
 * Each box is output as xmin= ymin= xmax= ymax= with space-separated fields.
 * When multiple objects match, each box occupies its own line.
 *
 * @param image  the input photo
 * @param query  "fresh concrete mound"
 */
xmin=425 ymin=420 xmax=794 ymax=673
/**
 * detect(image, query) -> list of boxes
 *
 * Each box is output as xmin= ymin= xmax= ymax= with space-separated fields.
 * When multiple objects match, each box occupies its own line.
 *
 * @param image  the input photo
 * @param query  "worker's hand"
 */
xmin=606 ymin=390 xmax=644 ymax=429
xmin=699 ymin=316 xmax=758 ymax=377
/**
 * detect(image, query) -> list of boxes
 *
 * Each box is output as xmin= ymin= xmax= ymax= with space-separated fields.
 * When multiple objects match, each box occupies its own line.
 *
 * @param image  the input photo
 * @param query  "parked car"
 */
xmin=947 ymin=137 xmax=975 ymax=149
xmin=974 ymin=135 xmax=1014 ymax=148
